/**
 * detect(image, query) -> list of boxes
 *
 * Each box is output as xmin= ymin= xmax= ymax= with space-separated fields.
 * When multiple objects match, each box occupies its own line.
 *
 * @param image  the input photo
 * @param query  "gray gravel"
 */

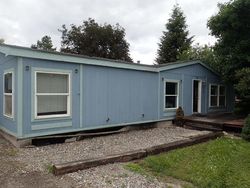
xmin=16 ymin=125 xmax=209 ymax=171
xmin=66 ymin=163 xmax=174 ymax=188
xmin=11 ymin=124 xmax=209 ymax=187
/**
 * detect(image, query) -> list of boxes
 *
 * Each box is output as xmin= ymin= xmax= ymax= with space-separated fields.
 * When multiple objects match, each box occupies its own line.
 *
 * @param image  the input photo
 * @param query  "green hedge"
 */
xmin=234 ymin=97 xmax=250 ymax=116
xmin=241 ymin=115 xmax=250 ymax=141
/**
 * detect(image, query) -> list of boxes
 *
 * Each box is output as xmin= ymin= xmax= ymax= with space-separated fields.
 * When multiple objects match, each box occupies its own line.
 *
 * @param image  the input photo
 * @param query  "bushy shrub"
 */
xmin=241 ymin=115 xmax=250 ymax=141
xmin=234 ymin=96 xmax=250 ymax=117
xmin=175 ymin=106 xmax=184 ymax=127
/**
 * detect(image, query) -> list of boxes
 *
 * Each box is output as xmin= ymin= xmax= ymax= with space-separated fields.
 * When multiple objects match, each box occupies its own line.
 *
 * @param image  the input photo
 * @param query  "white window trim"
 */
xmin=3 ymin=71 xmax=14 ymax=119
xmin=34 ymin=71 xmax=71 ymax=119
xmin=164 ymin=79 xmax=179 ymax=110
xmin=209 ymin=84 xmax=226 ymax=108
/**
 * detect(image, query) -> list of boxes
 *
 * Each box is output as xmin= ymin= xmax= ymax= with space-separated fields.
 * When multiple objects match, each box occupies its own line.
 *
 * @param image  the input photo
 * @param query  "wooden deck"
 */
xmin=184 ymin=114 xmax=244 ymax=132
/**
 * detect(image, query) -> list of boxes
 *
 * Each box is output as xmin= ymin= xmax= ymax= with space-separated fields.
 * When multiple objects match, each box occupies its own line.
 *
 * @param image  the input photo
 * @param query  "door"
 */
xmin=193 ymin=80 xmax=202 ymax=113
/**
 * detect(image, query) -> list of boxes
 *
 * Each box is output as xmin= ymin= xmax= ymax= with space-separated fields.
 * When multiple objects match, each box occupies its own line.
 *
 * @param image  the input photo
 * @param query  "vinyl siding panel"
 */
xmin=0 ymin=53 xmax=18 ymax=136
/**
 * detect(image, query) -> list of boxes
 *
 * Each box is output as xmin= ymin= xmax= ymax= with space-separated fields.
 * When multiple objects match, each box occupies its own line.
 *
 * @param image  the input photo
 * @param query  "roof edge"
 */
xmin=0 ymin=44 xmax=158 ymax=72
xmin=158 ymin=60 xmax=220 ymax=76
xmin=0 ymin=44 xmax=220 ymax=76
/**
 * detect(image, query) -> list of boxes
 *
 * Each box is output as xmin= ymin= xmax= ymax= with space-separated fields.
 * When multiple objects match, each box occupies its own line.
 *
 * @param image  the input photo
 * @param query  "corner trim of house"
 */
xmin=17 ymin=57 xmax=23 ymax=137
xmin=79 ymin=64 xmax=83 ymax=128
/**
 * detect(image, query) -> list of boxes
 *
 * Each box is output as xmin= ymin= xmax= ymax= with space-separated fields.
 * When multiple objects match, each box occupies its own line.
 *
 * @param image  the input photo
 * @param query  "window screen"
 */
xmin=35 ymin=72 xmax=70 ymax=117
xmin=165 ymin=81 xmax=178 ymax=109
xmin=4 ymin=72 xmax=13 ymax=117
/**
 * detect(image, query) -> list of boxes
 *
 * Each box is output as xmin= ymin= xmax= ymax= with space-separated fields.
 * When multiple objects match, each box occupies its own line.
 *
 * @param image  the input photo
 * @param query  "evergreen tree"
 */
xmin=31 ymin=35 xmax=56 ymax=51
xmin=156 ymin=5 xmax=193 ymax=64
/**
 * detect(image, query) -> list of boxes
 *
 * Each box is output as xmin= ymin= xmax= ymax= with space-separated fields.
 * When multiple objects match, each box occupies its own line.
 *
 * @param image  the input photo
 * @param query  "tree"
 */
xmin=235 ymin=68 xmax=250 ymax=97
xmin=0 ymin=38 xmax=4 ymax=44
xmin=59 ymin=18 xmax=133 ymax=62
xmin=178 ymin=44 xmax=219 ymax=70
xmin=208 ymin=0 xmax=250 ymax=115
xmin=207 ymin=0 xmax=250 ymax=82
xmin=156 ymin=4 xmax=193 ymax=64
xmin=31 ymin=35 xmax=56 ymax=51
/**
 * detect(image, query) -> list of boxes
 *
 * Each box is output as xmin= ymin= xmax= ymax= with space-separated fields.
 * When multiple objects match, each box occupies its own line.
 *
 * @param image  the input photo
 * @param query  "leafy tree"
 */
xmin=234 ymin=67 xmax=250 ymax=115
xmin=207 ymin=0 xmax=250 ymax=82
xmin=208 ymin=0 xmax=250 ymax=115
xmin=31 ymin=35 xmax=56 ymax=51
xmin=59 ymin=18 xmax=133 ymax=62
xmin=0 ymin=38 xmax=4 ymax=44
xmin=178 ymin=44 xmax=219 ymax=70
xmin=156 ymin=4 xmax=193 ymax=64
xmin=235 ymin=68 xmax=250 ymax=97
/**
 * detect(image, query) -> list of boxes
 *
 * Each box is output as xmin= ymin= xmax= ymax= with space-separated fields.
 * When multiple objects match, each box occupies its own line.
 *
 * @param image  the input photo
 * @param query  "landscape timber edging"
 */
xmin=52 ymin=131 xmax=223 ymax=176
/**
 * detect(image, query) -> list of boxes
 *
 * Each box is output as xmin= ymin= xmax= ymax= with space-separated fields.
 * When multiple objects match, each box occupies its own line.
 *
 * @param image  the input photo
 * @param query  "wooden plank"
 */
xmin=53 ymin=149 xmax=147 ymax=175
xmin=52 ymin=132 xmax=223 ymax=176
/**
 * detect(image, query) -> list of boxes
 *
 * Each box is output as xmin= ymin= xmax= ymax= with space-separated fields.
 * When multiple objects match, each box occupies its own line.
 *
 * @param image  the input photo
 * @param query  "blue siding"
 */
xmin=19 ymin=58 xmax=159 ymax=138
xmin=159 ymin=64 xmax=234 ymax=119
xmin=22 ymin=58 xmax=81 ymax=137
xmin=0 ymin=55 xmax=235 ymax=139
xmin=82 ymin=65 xmax=159 ymax=128
xmin=0 ymin=53 xmax=18 ymax=136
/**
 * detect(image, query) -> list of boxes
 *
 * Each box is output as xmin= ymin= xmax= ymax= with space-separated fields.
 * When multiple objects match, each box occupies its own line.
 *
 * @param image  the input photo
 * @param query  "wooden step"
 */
xmin=184 ymin=117 xmax=224 ymax=127
xmin=184 ymin=122 xmax=223 ymax=132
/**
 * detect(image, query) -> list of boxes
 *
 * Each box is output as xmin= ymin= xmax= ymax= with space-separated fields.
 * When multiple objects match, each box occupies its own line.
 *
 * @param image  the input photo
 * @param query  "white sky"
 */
xmin=0 ymin=0 xmax=229 ymax=64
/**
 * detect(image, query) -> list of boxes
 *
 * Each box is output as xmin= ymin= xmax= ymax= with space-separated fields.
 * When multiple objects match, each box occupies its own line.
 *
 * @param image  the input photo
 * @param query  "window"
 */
xmin=3 ymin=72 xmax=14 ymax=118
xmin=164 ymin=80 xmax=179 ymax=109
xmin=219 ymin=86 xmax=226 ymax=106
xmin=35 ymin=71 xmax=70 ymax=118
xmin=210 ymin=85 xmax=218 ymax=107
xmin=209 ymin=84 xmax=226 ymax=107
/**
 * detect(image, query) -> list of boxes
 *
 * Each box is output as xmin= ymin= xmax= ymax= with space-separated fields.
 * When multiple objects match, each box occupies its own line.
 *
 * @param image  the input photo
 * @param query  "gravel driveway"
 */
xmin=1 ymin=124 xmax=209 ymax=187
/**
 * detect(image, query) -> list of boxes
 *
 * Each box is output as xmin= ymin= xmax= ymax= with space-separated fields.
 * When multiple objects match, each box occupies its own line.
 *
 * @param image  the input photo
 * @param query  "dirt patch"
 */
xmin=0 ymin=171 xmax=75 ymax=188
xmin=0 ymin=135 xmax=76 ymax=188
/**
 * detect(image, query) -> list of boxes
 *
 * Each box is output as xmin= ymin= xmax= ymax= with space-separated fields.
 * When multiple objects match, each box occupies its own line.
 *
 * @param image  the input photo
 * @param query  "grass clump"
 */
xmin=126 ymin=137 xmax=250 ymax=188
xmin=45 ymin=164 xmax=54 ymax=173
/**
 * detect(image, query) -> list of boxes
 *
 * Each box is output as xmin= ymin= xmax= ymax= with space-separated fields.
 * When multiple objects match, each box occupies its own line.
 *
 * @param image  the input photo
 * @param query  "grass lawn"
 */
xmin=126 ymin=137 xmax=250 ymax=188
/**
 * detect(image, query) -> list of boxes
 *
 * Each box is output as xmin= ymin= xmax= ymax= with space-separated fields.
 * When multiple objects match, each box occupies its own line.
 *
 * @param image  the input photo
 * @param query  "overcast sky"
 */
xmin=0 ymin=0 xmax=229 ymax=64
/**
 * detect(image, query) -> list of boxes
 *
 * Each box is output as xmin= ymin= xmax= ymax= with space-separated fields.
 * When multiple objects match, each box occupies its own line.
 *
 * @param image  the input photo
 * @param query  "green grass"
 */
xmin=45 ymin=164 xmax=54 ymax=173
xmin=126 ymin=137 xmax=250 ymax=188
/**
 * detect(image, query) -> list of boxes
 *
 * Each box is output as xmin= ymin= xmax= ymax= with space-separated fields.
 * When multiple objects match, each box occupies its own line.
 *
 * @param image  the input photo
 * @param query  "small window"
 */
xmin=4 ymin=72 xmax=14 ymax=118
xmin=164 ymin=81 xmax=179 ymax=109
xmin=35 ymin=72 xmax=70 ymax=118
xmin=209 ymin=84 xmax=226 ymax=107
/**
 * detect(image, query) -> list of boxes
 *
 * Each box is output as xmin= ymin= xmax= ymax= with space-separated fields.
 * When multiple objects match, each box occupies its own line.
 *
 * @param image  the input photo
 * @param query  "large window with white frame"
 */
xmin=3 ymin=72 xmax=14 ymax=118
xmin=164 ymin=80 xmax=179 ymax=109
xmin=209 ymin=84 xmax=226 ymax=107
xmin=35 ymin=71 xmax=71 ymax=119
